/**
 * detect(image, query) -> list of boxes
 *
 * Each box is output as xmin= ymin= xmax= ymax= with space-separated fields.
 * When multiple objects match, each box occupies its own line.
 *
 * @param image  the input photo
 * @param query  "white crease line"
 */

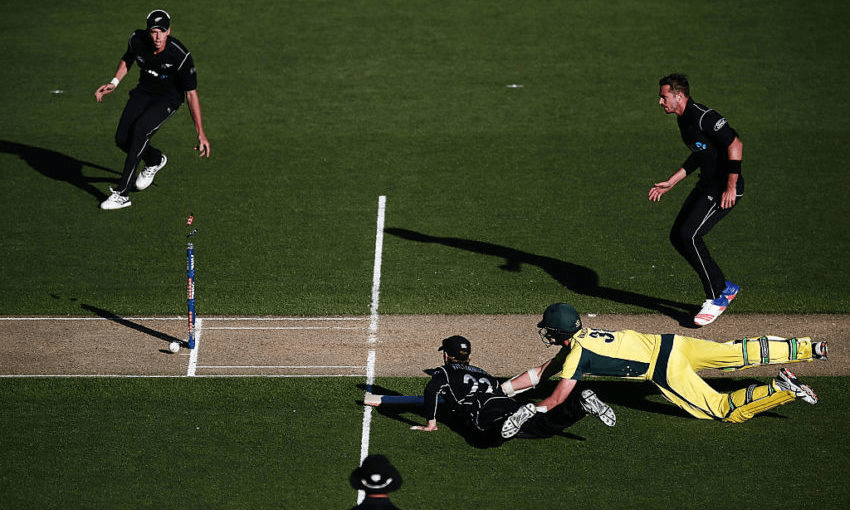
xmin=358 ymin=195 xmax=385 ymax=506
xmin=187 ymin=318 xmax=201 ymax=376
xmin=0 ymin=374 xmax=366 ymax=378
xmin=203 ymin=326 xmax=362 ymax=330
xmin=0 ymin=316 xmax=368 ymax=321
xmin=196 ymin=365 xmax=365 ymax=369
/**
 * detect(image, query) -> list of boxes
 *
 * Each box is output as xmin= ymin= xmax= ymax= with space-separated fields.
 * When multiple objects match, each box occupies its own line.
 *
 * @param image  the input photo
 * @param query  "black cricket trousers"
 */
xmin=113 ymin=88 xmax=179 ymax=196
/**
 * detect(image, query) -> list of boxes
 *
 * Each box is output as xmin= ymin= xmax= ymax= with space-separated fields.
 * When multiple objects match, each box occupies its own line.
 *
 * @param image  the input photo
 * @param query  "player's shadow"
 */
xmin=560 ymin=379 xmax=788 ymax=421
xmin=81 ymin=303 xmax=183 ymax=351
xmin=0 ymin=140 xmax=118 ymax=202
xmin=384 ymin=227 xmax=698 ymax=326
xmin=355 ymin=384 xmax=423 ymax=428
xmin=356 ymin=383 xmax=587 ymax=449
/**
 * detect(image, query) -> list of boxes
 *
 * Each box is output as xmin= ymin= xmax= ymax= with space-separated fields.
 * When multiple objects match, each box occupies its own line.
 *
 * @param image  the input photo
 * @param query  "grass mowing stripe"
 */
xmin=2 ymin=376 xmax=847 ymax=508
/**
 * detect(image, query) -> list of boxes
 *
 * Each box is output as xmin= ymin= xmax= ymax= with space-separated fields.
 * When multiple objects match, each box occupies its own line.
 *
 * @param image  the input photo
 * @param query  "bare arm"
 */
xmin=186 ymin=89 xmax=210 ymax=157
xmin=94 ymin=60 xmax=129 ymax=103
xmin=721 ymin=137 xmax=742 ymax=209
xmin=649 ymin=168 xmax=687 ymax=202
xmin=501 ymin=359 xmax=551 ymax=396
xmin=536 ymin=378 xmax=577 ymax=411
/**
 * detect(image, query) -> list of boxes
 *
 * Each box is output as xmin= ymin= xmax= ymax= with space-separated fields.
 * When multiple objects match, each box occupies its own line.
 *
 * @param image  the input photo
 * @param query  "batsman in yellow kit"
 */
xmin=501 ymin=303 xmax=829 ymax=424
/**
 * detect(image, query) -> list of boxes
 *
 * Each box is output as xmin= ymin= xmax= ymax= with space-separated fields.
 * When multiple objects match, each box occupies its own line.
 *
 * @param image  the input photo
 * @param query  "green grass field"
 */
xmin=1 ymin=1 xmax=849 ymax=508
xmin=2 ymin=377 xmax=848 ymax=508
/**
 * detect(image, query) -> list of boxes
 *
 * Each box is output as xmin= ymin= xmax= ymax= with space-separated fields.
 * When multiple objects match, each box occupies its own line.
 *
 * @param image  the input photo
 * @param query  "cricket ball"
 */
xmin=168 ymin=341 xmax=180 ymax=353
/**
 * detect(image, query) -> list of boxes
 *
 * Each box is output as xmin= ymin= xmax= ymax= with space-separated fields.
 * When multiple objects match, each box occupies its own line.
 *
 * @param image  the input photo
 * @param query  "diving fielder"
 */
xmin=501 ymin=303 xmax=829 ymax=424
xmin=407 ymin=335 xmax=615 ymax=444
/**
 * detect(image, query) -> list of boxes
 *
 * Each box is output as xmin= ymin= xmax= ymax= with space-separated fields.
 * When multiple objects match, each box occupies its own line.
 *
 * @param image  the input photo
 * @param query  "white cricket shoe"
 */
xmin=501 ymin=403 xmax=536 ymax=439
xmin=813 ymin=341 xmax=829 ymax=360
xmin=776 ymin=368 xmax=818 ymax=404
xmin=135 ymin=154 xmax=167 ymax=190
xmin=580 ymin=389 xmax=616 ymax=427
xmin=100 ymin=188 xmax=131 ymax=210
xmin=694 ymin=296 xmax=729 ymax=326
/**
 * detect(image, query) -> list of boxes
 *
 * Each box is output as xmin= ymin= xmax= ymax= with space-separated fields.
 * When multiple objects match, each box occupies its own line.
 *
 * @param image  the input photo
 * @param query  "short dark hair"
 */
xmin=659 ymin=73 xmax=689 ymax=96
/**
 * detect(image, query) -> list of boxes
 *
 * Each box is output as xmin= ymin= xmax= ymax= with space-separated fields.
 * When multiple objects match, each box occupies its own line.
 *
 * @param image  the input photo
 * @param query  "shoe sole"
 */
xmin=501 ymin=404 xmax=536 ymax=439
xmin=100 ymin=200 xmax=131 ymax=210
xmin=135 ymin=155 xmax=167 ymax=190
xmin=813 ymin=341 xmax=829 ymax=360
xmin=723 ymin=282 xmax=740 ymax=302
xmin=778 ymin=368 xmax=818 ymax=404
xmin=580 ymin=390 xmax=616 ymax=427
xmin=694 ymin=311 xmax=724 ymax=326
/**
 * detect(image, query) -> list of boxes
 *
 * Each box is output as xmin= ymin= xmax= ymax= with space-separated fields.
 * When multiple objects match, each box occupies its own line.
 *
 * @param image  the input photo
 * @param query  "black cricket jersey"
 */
xmin=677 ymin=98 xmax=743 ymax=189
xmin=422 ymin=363 xmax=518 ymax=432
xmin=122 ymin=30 xmax=197 ymax=103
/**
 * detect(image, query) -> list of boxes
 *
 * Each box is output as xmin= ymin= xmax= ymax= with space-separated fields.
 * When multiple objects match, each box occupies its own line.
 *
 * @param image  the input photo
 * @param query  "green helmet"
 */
xmin=537 ymin=303 xmax=582 ymax=346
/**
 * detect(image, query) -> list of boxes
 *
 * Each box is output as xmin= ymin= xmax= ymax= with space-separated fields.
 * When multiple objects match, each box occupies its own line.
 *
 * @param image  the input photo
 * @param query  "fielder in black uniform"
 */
xmin=650 ymin=74 xmax=743 ymax=326
xmin=411 ymin=335 xmax=615 ymax=445
xmin=95 ymin=9 xmax=210 ymax=210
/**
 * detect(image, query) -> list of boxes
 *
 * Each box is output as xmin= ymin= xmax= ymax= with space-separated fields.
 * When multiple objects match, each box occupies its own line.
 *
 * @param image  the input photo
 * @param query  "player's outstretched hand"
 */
xmin=648 ymin=181 xmax=673 ymax=202
xmin=95 ymin=84 xmax=115 ymax=103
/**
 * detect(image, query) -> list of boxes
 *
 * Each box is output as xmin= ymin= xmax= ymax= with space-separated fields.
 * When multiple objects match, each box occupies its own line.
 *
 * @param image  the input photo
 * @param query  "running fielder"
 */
xmin=651 ymin=73 xmax=742 ymax=326
xmin=501 ymin=303 xmax=829 ymax=424
xmin=95 ymin=9 xmax=210 ymax=210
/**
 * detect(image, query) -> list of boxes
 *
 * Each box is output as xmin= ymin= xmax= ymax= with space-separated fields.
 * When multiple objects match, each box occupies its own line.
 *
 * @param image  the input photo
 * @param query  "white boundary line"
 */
xmin=357 ymin=195 xmax=385 ymax=505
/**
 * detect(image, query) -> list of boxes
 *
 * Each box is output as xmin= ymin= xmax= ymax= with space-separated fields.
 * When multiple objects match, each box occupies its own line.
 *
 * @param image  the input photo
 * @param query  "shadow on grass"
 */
xmin=357 ymin=377 xmax=789 ymax=445
xmin=0 ymin=140 xmax=118 ymax=202
xmin=81 ymin=303 xmax=183 ymax=350
xmin=356 ymin=383 xmax=594 ymax=449
xmin=384 ymin=228 xmax=699 ymax=326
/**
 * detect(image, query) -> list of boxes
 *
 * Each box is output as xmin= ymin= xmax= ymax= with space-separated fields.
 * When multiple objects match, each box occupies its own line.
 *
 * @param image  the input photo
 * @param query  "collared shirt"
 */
xmin=122 ymin=30 xmax=197 ymax=103
xmin=557 ymin=328 xmax=661 ymax=380
xmin=677 ymin=98 xmax=741 ymax=185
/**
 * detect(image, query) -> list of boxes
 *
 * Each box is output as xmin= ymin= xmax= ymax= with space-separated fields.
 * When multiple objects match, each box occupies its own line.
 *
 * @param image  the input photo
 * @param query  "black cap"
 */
xmin=438 ymin=335 xmax=471 ymax=361
xmin=146 ymin=9 xmax=170 ymax=31
xmin=350 ymin=454 xmax=402 ymax=494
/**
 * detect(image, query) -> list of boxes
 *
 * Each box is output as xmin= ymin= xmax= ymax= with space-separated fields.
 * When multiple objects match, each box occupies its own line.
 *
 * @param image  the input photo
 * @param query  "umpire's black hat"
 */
xmin=146 ymin=9 xmax=170 ymax=31
xmin=350 ymin=454 xmax=403 ymax=494
xmin=439 ymin=335 xmax=471 ymax=361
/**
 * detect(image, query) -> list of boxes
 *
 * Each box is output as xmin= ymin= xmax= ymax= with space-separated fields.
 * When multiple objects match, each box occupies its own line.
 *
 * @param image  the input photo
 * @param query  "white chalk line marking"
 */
xmin=0 ymin=374 xmax=366 ymax=378
xmin=357 ymin=195 xmax=385 ymax=506
xmin=187 ymin=318 xmax=201 ymax=376
xmin=203 ymin=326 xmax=362 ymax=331
xmin=0 ymin=316 xmax=367 ymax=322
xmin=197 ymin=365 xmax=365 ymax=369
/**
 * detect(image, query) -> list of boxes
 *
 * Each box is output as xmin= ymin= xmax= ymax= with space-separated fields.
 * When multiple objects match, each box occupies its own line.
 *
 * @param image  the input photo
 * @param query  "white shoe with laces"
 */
xmin=580 ymin=389 xmax=616 ymax=427
xmin=100 ymin=187 xmax=131 ymax=210
xmin=694 ymin=296 xmax=729 ymax=326
xmin=501 ymin=403 xmax=536 ymax=439
xmin=776 ymin=368 xmax=818 ymax=404
xmin=135 ymin=154 xmax=167 ymax=190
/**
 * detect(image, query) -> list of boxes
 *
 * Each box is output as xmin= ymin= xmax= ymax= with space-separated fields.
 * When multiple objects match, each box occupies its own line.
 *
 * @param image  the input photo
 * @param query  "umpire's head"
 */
xmin=350 ymin=454 xmax=403 ymax=495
